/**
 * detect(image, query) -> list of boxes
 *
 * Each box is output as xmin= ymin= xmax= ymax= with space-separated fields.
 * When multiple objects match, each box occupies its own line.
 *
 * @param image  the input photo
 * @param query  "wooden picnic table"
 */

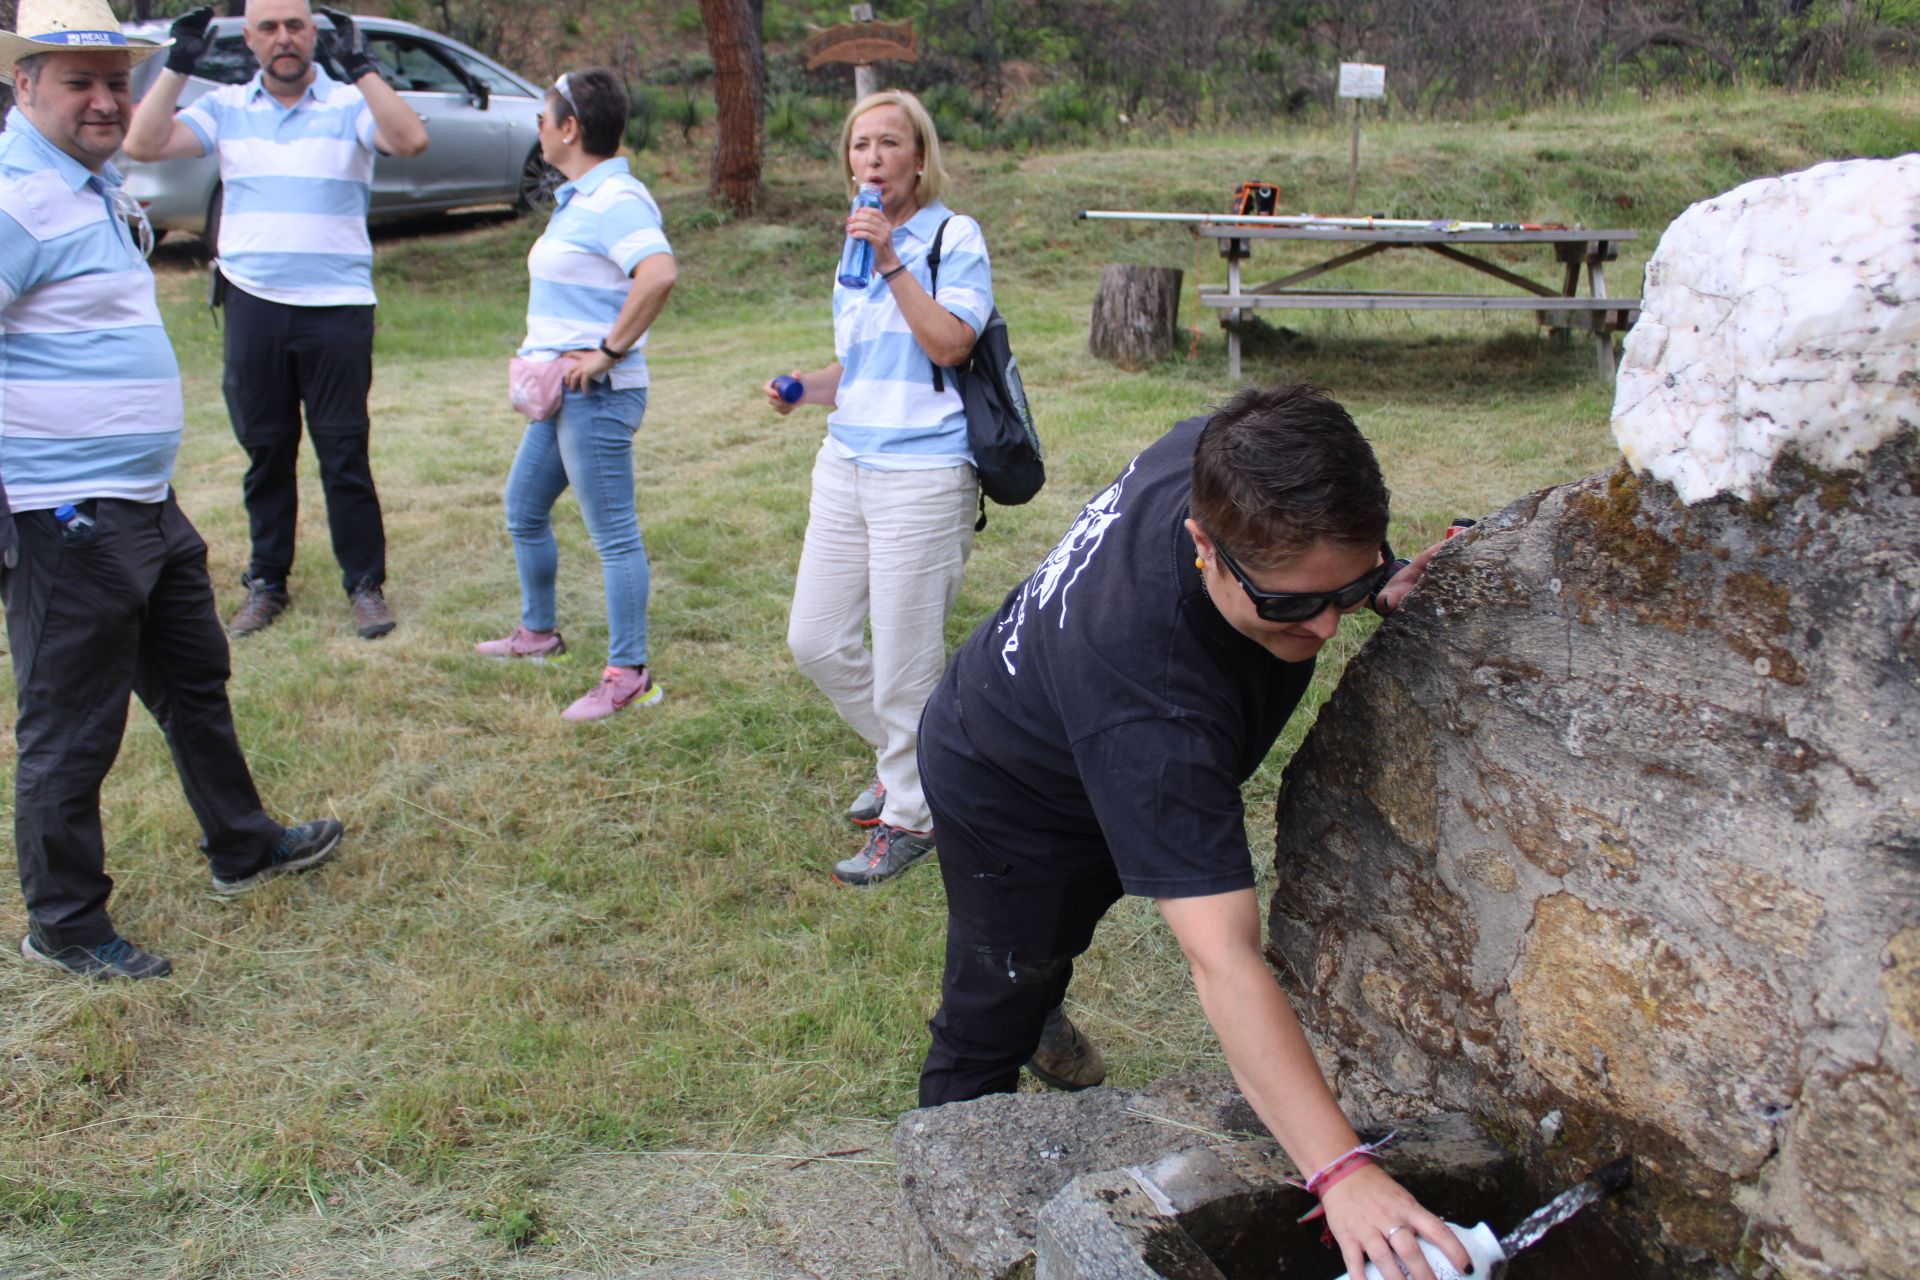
xmin=1193 ymin=223 xmax=1640 ymax=381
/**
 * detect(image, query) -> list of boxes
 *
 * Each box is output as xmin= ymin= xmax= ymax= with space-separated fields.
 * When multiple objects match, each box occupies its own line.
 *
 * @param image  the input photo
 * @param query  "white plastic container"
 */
xmin=1333 ymin=1221 xmax=1506 ymax=1280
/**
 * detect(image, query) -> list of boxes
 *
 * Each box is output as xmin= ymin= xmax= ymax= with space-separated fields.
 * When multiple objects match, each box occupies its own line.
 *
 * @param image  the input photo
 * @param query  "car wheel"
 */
xmin=517 ymin=149 xmax=562 ymax=214
xmin=202 ymin=183 xmax=224 ymax=248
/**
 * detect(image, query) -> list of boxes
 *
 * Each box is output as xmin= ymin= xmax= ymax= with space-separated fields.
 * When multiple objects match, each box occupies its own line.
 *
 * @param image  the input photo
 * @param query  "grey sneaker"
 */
xmin=846 ymin=778 xmax=885 ymax=827
xmin=21 ymin=933 xmax=172 ymax=980
xmin=211 ymin=819 xmax=344 ymax=895
xmin=229 ymin=577 xmax=290 ymax=638
xmin=1025 ymin=1009 xmax=1107 ymax=1090
xmin=832 ymin=823 xmax=935 ymax=887
xmin=349 ymin=583 xmax=396 ymax=640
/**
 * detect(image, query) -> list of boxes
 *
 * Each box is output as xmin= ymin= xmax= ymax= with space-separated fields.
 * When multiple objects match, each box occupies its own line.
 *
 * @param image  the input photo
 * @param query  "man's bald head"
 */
xmin=246 ymin=0 xmax=314 ymax=26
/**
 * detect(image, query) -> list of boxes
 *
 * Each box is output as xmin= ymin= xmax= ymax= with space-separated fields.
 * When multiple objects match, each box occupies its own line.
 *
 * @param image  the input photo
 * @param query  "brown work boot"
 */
xmin=228 ymin=577 xmax=290 ymax=638
xmin=349 ymin=582 xmax=396 ymax=640
xmin=1026 ymin=1010 xmax=1107 ymax=1091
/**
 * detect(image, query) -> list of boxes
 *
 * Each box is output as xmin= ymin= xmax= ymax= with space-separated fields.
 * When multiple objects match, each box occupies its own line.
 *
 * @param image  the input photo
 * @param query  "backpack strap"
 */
xmin=928 ymin=215 xmax=955 ymax=394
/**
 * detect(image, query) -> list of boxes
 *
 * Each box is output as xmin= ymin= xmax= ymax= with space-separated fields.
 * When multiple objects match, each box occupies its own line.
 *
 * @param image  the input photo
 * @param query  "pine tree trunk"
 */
xmin=699 ymin=0 xmax=764 ymax=216
xmin=1088 ymin=265 xmax=1183 ymax=370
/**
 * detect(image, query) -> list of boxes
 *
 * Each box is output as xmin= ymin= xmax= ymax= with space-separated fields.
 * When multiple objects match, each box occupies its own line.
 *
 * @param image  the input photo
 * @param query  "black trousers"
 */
xmin=223 ymin=283 xmax=385 ymax=595
xmin=4 ymin=497 xmax=282 ymax=949
xmin=917 ymin=751 xmax=1125 ymax=1106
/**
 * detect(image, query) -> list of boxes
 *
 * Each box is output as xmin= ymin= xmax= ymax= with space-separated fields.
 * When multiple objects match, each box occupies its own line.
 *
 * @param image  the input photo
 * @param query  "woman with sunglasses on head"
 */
xmin=478 ymin=69 xmax=676 ymax=721
xmin=913 ymin=384 xmax=1467 ymax=1280
xmin=761 ymin=90 xmax=992 ymax=885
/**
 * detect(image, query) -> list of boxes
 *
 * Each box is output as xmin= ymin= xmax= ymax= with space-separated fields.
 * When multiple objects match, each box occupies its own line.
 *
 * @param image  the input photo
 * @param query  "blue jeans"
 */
xmin=503 ymin=384 xmax=650 ymax=668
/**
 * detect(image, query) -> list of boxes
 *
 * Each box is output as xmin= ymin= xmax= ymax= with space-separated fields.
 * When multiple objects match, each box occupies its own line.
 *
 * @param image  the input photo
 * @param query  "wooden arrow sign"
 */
xmin=804 ymin=21 xmax=918 ymax=68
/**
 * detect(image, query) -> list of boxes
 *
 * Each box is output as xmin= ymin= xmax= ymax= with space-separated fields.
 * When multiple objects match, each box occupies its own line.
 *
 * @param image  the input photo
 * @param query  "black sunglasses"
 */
xmin=1211 ymin=540 xmax=1398 ymax=623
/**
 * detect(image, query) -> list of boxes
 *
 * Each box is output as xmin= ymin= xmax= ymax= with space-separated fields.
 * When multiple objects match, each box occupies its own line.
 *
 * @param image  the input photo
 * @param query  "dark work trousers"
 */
xmin=917 ymin=788 xmax=1125 ymax=1106
xmin=222 ymin=282 xmax=385 ymax=596
xmin=3 ymin=497 xmax=283 ymax=949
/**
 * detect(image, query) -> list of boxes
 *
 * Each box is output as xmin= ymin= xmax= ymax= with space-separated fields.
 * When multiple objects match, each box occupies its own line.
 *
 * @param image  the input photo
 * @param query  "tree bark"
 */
xmin=699 ymin=0 xmax=765 ymax=216
xmin=1088 ymin=265 xmax=1183 ymax=370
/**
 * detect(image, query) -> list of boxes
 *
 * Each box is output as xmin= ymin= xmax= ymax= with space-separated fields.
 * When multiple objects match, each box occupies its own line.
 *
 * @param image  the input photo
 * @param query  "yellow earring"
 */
xmin=1195 ymin=556 xmax=1206 ymax=570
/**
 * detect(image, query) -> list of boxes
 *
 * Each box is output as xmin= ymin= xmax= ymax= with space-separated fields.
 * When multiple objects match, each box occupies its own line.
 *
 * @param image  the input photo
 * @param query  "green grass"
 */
xmin=0 ymin=81 xmax=1907 ymax=1275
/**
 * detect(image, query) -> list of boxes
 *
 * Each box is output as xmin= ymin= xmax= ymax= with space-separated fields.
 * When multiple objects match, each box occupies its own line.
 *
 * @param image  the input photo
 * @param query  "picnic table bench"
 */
xmin=1193 ymin=223 xmax=1640 ymax=380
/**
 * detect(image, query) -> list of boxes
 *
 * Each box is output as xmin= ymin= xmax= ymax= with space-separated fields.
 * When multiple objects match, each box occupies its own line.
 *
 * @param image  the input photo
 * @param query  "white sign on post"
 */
xmin=1337 ymin=62 xmax=1386 ymax=100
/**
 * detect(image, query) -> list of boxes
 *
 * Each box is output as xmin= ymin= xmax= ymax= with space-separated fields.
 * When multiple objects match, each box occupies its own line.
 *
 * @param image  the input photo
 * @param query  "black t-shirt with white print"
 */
xmin=920 ymin=416 xmax=1316 ymax=899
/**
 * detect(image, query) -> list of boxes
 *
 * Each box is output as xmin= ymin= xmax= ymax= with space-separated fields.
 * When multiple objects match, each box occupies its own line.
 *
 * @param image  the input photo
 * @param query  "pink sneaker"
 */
xmin=562 ymin=665 xmax=663 ymax=722
xmin=476 ymin=626 xmax=567 ymax=661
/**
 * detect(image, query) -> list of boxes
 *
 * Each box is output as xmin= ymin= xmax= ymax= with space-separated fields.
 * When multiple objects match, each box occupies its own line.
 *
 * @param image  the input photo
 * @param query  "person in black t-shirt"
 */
xmin=915 ymin=384 xmax=1467 ymax=1280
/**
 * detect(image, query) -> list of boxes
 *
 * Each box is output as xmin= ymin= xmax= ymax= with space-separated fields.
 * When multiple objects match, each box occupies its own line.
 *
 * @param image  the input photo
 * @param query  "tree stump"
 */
xmin=1088 ymin=264 xmax=1183 ymax=370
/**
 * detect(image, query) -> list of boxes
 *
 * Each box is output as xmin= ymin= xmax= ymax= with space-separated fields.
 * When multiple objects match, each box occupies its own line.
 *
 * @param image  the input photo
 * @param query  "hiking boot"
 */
xmin=475 ymin=625 xmax=567 ymax=662
xmin=846 ymin=778 xmax=886 ymax=826
xmin=228 ymin=577 xmax=290 ymax=638
xmin=562 ymin=665 xmax=663 ymax=722
xmin=833 ymin=823 xmax=935 ymax=886
xmin=21 ymin=933 xmax=172 ymax=980
xmin=210 ymin=819 xmax=344 ymax=895
xmin=1025 ymin=1010 xmax=1107 ymax=1091
xmin=349 ymin=583 xmax=396 ymax=639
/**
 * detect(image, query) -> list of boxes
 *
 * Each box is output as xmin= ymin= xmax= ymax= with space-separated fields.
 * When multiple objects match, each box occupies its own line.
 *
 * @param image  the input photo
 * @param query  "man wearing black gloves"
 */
xmin=126 ymin=2 xmax=427 ymax=640
xmin=914 ymin=384 xmax=1473 ymax=1280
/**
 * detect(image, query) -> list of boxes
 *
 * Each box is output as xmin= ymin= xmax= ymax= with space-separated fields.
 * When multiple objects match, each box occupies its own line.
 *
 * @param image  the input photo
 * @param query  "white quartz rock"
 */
xmin=1611 ymin=155 xmax=1920 ymax=504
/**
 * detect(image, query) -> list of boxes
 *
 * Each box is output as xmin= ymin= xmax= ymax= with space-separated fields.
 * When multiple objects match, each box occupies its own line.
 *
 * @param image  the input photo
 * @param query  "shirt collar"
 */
xmin=245 ymin=63 xmax=341 ymax=107
xmin=554 ymin=156 xmax=632 ymax=207
xmin=2 ymin=106 xmax=124 ymax=193
xmin=899 ymin=201 xmax=951 ymax=244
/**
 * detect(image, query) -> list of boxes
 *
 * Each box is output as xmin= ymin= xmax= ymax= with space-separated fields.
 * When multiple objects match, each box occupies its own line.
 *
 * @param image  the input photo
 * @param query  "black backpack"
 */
xmin=929 ymin=216 xmax=1044 ymax=527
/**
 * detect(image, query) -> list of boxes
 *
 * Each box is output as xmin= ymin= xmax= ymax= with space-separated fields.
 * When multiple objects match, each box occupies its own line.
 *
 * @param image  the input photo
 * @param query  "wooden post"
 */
xmin=1089 ymin=265 xmax=1184 ymax=370
xmin=854 ymin=63 xmax=878 ymax=100
xmin=1347 ymin=99 xmax=1361 ymax=215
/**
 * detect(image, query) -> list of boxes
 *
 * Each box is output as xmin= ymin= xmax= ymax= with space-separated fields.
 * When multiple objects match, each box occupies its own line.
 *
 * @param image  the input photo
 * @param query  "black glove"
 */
xmin=164 ymin=6 xmax=214 ymax=76
xmin=316 ymin=6 xmax=374 ymax=82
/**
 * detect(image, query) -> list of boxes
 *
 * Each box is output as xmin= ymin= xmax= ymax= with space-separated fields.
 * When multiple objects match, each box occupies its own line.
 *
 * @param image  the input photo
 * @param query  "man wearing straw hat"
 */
xmin=125 ymin=1 xmax=427 ymax=641
xmin=1 ymin=0 xmax=346 ymax=981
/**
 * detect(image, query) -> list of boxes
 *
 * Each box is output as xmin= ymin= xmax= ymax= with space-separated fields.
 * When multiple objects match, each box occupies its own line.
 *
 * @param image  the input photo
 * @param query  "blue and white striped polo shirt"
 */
xmin=519 ymin=158 xmax=672 ymax=390
xmin=179 ymin=67 xmax=378 ymax=307
xmin=0 ymin=110 xmax=182 ymax=512
xmin=829 ymin=201 xmax=992 ymax=471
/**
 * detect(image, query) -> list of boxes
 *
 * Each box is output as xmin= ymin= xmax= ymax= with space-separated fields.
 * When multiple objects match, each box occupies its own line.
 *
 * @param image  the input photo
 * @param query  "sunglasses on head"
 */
xmin=1211 ymin=539 xmax=1398 ymax=623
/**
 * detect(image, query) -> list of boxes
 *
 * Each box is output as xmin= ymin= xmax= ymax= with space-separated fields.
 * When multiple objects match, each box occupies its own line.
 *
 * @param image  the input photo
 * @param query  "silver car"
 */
xmin=120 ymin=14 xmax=560 ymax=241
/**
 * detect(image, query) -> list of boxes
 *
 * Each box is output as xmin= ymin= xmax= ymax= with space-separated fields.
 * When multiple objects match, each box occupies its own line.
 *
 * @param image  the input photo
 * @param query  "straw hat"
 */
xmin=0 ymin=0 xmax=162 ymax=77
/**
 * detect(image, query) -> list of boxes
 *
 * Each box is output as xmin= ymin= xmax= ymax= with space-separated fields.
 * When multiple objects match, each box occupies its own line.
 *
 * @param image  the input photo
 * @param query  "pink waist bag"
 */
xmin=508 ymin=356 xmax=568 ymax=421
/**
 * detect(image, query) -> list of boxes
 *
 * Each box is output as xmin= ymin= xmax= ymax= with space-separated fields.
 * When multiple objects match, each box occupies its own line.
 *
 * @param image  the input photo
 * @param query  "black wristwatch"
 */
xmin=598 ymin=340 xmax=627 ymax=359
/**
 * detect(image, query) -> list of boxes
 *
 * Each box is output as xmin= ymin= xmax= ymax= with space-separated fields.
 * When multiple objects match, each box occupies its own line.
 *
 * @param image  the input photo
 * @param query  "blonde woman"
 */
xmin=763 ymin=91 xmax=991 ymax=885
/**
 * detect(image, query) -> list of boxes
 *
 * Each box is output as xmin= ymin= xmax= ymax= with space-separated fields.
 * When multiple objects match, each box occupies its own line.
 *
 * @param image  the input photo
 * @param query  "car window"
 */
xmin=441 ymin=47 xmax=533 ymax=98
xmin=366 ymin=35 xmax=467 ymax=94
xmin=196 ymin=35 xmax=259 ymax=86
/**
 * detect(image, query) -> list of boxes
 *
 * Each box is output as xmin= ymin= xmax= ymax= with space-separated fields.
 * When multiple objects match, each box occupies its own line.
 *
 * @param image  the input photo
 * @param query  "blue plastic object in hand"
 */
xmin=772 ymin=375 xmax=804 ymax=404
xmin=836 ymin=184 xmax=885 ymax=288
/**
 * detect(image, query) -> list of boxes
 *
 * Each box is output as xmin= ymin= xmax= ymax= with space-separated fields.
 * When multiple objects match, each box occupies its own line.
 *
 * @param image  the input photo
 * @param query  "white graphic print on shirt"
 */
xmin=993 ymin=459 xmax=1136 ymax=675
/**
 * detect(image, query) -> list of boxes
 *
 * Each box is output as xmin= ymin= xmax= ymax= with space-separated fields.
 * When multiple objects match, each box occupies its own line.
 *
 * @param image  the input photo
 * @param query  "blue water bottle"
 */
xmin=54 ymin=503 xmax=96 ymax=547
xmin=771 ymin=375 xmax=804 ymax=404
xmin=836 ymin=183 xmax=884 ymax=288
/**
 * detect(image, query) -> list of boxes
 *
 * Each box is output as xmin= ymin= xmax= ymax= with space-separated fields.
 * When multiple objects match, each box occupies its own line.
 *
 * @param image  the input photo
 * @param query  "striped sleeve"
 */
xmin=0 ymin=206 xmax=35 ymax=308
xmin=600 ymin=187 xmax=671 ymax=275
xmin=177 ymin=89 xmax=224 ymax=152
xmin=352 ymin=95 xmax=378 ymax=152
xmin=934 ymin=214 xmax=993 ymax=336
